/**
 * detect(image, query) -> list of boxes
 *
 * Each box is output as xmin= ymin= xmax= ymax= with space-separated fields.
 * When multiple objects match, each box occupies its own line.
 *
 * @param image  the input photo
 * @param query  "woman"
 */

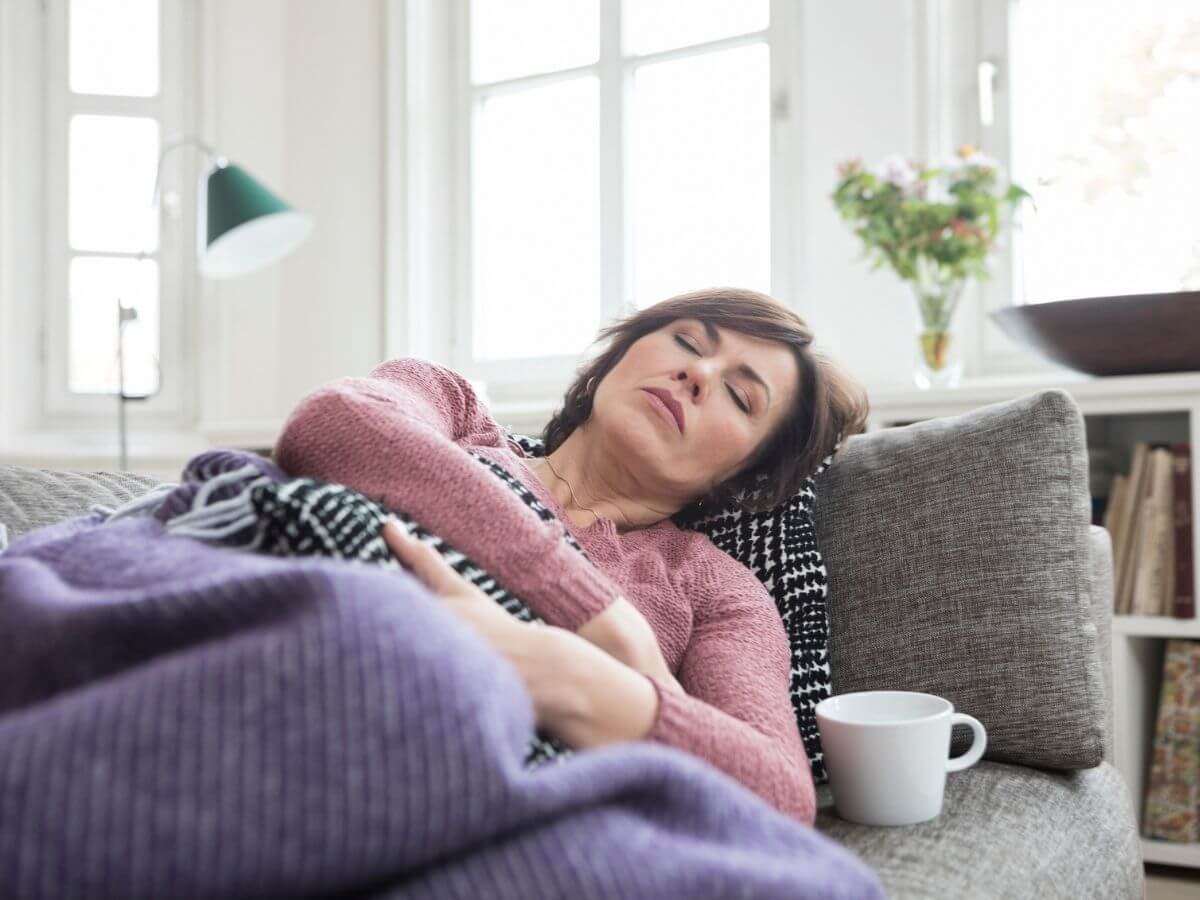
xmin=274 ymin=286 xmax=869 ymax=827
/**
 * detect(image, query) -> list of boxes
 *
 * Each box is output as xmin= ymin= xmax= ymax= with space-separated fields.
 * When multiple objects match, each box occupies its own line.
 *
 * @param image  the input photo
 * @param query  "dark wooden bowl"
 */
xmin=989 ymin=290 xmax=1200 ymax=376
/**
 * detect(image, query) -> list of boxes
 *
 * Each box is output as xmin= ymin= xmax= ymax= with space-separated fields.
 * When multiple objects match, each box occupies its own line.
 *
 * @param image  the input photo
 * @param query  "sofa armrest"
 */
xmin=0 ymin=465 xmax=164 ymax=541
xmin=812 ymin=389 xmax=1107 ymax=770
xmin=1088 ymin=524 xmax=1115 ymax=765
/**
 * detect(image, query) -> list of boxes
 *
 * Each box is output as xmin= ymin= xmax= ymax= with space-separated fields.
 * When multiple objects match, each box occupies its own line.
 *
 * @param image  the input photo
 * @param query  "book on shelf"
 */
xmin=1172 ymin=444 xmax=1195 ymax=620
xmin=1113 ymin=443 xmax=1150 ymax=615
xmin=1130 ymin=448 xmax=1173 ymax=617
xmin=1104 ymin=441 xmax=1194 ymax=618
xmin=1142 ymin=638 xmax=1200 ymax=843
xmin=1103 ymin=472 xmax=1129 ymax=587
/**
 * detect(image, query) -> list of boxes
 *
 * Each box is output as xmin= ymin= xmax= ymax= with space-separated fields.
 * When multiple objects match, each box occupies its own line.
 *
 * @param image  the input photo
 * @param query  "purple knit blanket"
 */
xmin=0 ymin=451 xmax=884 ymax=899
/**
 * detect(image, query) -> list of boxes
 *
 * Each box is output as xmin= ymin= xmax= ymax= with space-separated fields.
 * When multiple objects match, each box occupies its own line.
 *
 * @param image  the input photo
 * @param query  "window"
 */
xmin=456 ymin=0 xmax=785 ymax=387
xmin=953 ymin=0 xmax=1200 ymax=374
xmin=43 ymin=0 xmax=196 ymax=416
xmin=1008 ymin=0 xmax=1200 ymax=303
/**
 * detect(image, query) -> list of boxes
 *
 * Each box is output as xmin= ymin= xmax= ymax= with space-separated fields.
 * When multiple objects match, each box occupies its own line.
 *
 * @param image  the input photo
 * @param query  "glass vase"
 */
xmin=910 ymin=276 xmax=966 ymax=390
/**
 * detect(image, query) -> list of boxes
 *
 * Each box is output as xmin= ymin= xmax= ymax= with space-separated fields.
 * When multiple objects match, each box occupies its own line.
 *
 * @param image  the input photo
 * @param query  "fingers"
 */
xmin=383 ymin=518 xmax=453 ymax=593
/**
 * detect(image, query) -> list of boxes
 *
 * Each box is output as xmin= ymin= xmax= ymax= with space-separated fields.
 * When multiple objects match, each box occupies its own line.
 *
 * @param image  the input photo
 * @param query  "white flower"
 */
xmin=873 ymin=154 xmax=918 ymax=190
xmin=924 ymin=180 xmax=953 ymax=204
xmin=942 ymin=148 xmax=1000 ymax=175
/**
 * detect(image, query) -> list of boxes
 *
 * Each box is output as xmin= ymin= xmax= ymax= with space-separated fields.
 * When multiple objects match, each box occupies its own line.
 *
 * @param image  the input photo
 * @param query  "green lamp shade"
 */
xmin=199 ymin=162 xmax=314 ymax=279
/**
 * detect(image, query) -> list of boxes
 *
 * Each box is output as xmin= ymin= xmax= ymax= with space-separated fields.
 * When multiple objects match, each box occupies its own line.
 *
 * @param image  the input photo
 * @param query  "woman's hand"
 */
xmin=577 ymin=597 xmax=683 ymax=694
xmin=383 ymin=519 xmax=681 ymax=693
xmin=382 ymin=518 xmax=526 ymax=643
xmin=382 ymin=518 xmax=580 ymax=729
xmin=381 ymin=518 xmax=671 ymax=743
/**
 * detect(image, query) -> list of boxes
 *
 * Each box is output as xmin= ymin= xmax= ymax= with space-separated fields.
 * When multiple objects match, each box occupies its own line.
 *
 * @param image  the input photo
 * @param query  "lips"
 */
xmin=643 ymin=387 xmax=685 ymax=434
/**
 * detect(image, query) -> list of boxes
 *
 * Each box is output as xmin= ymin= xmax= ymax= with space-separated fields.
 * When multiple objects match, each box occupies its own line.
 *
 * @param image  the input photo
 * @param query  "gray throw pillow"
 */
xmin=811 ymin=389 xmax=1107 ymax=769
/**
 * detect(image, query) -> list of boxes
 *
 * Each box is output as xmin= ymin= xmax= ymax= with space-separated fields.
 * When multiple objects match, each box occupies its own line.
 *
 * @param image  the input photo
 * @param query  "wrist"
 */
xmin=507 ymin=624 xmax=585 ymax=731
xmin=534 ymin=627 xmax=660 ymax=748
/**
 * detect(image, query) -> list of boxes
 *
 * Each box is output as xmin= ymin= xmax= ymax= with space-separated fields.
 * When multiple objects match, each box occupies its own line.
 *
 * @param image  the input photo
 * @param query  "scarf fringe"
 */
xmin=94 ymin=482 xmax=179 ymax=524
xmin=163 ymin=463 xmax=272 ymax=543
xmin=97 ymin=462 xmax=271 ymax=546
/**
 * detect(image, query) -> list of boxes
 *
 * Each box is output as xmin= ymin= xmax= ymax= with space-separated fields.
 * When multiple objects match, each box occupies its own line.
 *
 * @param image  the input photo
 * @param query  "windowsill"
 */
xmin=0 ymin=395 xmax=562 ymax=478
xmin=486 ymin=400 xmax=557 ymax=436
xmin=865 ymin=368 xmax=1200 ymax=409
xmin=0 ymin=429 xmax=210 ymax=478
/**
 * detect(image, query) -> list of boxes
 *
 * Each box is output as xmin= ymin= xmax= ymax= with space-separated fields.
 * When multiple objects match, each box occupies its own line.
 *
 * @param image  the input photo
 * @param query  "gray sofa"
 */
xmin=0 ymin=388 xmax=1143 ymax=898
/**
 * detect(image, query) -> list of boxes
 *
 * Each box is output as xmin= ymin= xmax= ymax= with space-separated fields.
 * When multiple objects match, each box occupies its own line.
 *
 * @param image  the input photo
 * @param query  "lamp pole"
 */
xmin=116 ymin=297 xmax=148 ymax=472
xmin=114 ymin=135 xmax=313 ymax=470
xmin=115 ymin=138 xmax=218 ymax=471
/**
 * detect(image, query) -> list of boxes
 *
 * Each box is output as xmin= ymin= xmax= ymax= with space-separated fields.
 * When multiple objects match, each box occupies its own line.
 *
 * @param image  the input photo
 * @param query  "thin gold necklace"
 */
xmin=539 ymin=454 xmax=633 ymax=530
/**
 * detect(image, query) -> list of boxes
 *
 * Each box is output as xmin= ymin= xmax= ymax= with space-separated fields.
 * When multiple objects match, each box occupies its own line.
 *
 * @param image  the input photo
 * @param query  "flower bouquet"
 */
xmin=832 ymin=146 xmax=1032 ymax=388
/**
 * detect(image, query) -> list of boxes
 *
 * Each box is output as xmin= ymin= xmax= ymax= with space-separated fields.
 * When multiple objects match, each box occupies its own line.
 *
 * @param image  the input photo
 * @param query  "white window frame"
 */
xmin=386 ymin=0 xmax=803 ymax=418
xmin=40 ymin=0 xmax=200 ymax=427
xmin=919 ymin=0 xmax=1064 ymax=379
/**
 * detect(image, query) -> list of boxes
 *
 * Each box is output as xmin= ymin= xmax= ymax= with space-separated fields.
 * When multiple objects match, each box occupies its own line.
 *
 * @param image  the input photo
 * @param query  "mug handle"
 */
xmin=946 ymin=713 xmax=987 ymax=772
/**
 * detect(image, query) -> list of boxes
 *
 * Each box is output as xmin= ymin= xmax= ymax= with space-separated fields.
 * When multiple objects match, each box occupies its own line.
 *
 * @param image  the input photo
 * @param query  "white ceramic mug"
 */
xmin=815 ymin=690 xmax=987 ymax=826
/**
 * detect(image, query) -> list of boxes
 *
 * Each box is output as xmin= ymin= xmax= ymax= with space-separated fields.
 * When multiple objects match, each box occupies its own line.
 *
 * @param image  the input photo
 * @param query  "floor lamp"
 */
xmin=117 ymin=137 xmax=314 ymax=470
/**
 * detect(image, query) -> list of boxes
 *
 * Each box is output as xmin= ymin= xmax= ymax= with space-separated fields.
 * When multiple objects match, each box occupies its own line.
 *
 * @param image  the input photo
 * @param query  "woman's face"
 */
xmin=591 ymin=317 xmax=800 ymax=501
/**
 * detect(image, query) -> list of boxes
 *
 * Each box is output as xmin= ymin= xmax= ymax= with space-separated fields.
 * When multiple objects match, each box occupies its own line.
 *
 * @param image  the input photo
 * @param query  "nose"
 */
xmin=674 ymin=359 xmax=716 ymax=404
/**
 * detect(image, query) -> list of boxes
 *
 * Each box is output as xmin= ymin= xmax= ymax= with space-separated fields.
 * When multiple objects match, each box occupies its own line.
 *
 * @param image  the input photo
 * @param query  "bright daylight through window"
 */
xmin=65 ymin=0 xmax=162 ymax=395
xmin=1012 ymin=0 xmax=1200 ymax=303
xmin=468 ymin=0 xmax=770 ymax=362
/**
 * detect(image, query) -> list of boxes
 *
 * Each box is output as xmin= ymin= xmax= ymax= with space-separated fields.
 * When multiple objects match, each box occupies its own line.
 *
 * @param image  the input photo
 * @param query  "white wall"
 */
xmin=280 ymin=0 xmax=385 ymax=411
xmin=794 ymin=0 xmax=922 ymax=391
xmin=197 ymin=0 xmax=384 ymax=446
xmin=0 ymin=0 xmax=43 ymax=446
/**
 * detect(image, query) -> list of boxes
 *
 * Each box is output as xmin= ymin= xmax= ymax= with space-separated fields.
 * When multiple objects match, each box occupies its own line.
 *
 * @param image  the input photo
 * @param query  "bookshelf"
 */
xmin=865 ymin=369 xmax=1200 ymax=871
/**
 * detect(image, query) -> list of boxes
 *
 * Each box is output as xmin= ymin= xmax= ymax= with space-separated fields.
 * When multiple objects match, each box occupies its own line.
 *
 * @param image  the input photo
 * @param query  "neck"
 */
xmin=538 ymin=425 xmax=677 ymax=531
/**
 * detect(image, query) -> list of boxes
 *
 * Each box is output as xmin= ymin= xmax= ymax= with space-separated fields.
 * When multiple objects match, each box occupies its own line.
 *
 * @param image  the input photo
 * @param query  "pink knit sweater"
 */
xmin=273 ymin=357 xmax=816 ymax=826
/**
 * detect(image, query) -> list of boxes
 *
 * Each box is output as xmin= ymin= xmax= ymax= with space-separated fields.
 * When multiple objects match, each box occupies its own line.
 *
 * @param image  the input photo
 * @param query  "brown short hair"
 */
xmin=541 ymin=287 xmax=870 ymax=520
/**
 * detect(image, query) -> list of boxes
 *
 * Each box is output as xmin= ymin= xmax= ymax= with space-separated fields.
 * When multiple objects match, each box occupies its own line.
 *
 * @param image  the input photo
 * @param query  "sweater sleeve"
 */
xmin=641 ymin=558 xmax=816 ymax=827
xmin=273 ymin=356 xmax=622 ymax=630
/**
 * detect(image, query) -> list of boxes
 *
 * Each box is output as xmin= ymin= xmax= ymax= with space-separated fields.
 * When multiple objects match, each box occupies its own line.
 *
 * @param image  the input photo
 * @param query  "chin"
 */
xmin=598 ymin=404 xmax=661 ymax=456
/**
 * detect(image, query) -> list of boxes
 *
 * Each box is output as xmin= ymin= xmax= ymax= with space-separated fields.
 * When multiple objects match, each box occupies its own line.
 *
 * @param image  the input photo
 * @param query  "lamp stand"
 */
xmin=116 ymin=297 xmax=146 ymax=472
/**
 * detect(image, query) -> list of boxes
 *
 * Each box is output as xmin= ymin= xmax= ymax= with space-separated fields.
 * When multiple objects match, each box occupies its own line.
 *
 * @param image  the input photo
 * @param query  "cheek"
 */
xmin=691 ymin=418 xmax=756 ymax=467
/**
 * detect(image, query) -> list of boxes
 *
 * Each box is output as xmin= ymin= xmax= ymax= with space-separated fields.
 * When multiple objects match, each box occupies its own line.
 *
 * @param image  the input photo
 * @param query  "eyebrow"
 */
xmin=699 ymin=320 xmax=772 ymax=411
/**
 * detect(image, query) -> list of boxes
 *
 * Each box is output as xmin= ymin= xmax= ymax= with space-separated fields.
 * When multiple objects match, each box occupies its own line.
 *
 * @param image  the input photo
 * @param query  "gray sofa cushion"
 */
xmin=814 ymin=760 xmax=1142 ymax=899
xmin=812 ymin=389 xmax=1107 ymax=770
xmin=0 ymin=465 xmax=163 ymax=541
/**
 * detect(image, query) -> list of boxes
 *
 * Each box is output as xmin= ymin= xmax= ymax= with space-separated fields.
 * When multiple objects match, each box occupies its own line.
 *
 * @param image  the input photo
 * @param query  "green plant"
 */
xmin=832 ymin=145 xmax=1033 ymax=288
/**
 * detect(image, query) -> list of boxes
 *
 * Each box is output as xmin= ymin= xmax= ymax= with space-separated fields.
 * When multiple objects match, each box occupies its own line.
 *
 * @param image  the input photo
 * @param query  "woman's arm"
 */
xmin=534 ymin=627 xmax=661 ymax=745
xmin=565 ymin=562 xmax=817 ymax=827
xmin=381 ymin=517 xmax=659 ymax=742
xmin=542 ymin=585 xmax=815 ymax=826
xmin=575 ymin=596 xmax=682 ymax=692
xmin=274 ymin=358 xmax=623 ymax=631
xmin=380 ymin=506 xmax=811 ymax=823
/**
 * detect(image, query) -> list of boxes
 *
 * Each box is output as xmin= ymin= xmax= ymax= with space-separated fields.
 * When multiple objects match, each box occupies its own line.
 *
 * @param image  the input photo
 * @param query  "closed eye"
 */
xmin=674 ymin=334 xmax=750 ymax=414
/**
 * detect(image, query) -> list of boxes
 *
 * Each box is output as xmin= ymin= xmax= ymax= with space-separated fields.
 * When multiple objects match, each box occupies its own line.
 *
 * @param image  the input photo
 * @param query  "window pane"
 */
xmin=69 ymin=256 xmax=160 ymax=395
xmin=471 ymin=0 xmax=598 ymax=84
xmin=1012 ymin=0 xmax=1200 ymax=301
xmin=70 ymin=0 xmax=159 ymax=96
xmin=623 ymin=0 xmax=768 ymax=56
xmin=631 ymin=44 xmax=770 ymax=307
xmin=472 ymin=79 xmax=601 ymax=360
xmin=69 ymin=115 xmax=159 ymax=253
